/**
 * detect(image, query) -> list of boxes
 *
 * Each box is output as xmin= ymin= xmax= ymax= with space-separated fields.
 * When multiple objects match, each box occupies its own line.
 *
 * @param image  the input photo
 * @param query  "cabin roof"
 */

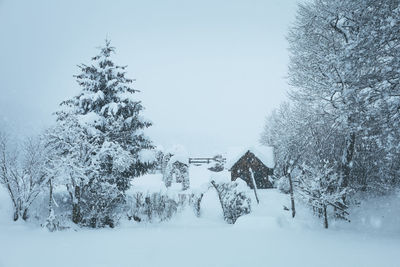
xmin=225 ymin=145 xmax=274 ymax=169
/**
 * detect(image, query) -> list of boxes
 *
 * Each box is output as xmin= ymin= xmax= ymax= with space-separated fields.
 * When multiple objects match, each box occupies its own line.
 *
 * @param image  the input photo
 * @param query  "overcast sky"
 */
xmin=0 ymin=0 xmax=298 ymax=155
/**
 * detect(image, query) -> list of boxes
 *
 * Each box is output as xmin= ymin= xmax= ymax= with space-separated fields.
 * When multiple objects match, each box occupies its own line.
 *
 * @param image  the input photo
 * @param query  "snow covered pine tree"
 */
xmin=50 ymin=40 xmax=154 ymax=227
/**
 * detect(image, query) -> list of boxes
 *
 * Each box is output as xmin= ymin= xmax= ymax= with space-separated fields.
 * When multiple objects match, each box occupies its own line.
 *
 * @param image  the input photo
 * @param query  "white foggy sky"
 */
xmin=0 ymin=0 xmax=298 ymax=155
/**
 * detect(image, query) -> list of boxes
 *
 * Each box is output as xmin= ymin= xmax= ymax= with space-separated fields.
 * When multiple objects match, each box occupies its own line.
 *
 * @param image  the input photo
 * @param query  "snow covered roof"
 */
xmin=167 ymin=144 xmax=189 ymax=164
xmin=225 ymin=145 xmax=274 ymax=169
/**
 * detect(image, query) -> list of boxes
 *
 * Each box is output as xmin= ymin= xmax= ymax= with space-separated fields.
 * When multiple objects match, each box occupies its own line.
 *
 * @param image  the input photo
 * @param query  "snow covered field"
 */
xmin=0 ymin=166 xmax=399 ymax=267
xmin=0 ymin=213 xmax=398 ymax=267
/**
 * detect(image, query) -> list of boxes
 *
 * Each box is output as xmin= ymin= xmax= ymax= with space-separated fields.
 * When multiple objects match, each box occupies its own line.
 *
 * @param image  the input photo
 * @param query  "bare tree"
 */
xmin=287 ymin=0 xmax=400 ymax=195
xmin=0 ymin=133 xmax=47 ymax=221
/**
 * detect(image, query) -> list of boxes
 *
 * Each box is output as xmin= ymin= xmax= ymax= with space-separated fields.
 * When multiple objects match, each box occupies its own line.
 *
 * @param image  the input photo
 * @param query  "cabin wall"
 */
xmin=230 ymin=152 xmax=273 ymax=189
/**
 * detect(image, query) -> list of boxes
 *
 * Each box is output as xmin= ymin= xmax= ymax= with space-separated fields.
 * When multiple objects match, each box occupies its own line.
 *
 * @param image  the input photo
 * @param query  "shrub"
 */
xmin=211 ymin=180 xmax=252 ymax=224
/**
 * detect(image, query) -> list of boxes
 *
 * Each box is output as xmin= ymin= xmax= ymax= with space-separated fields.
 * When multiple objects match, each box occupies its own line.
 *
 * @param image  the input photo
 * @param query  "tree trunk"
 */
xmin=288 ymin=172 xmax=296 ymax=218
xmin=22 ymin=208 xmax=29 ymax=221
xmin=323 ymin=205 xmax=328 ymax=229
xmin=341 ymin=132 xmax=355 ymax=189
xmin=72 ymin=186 xmax=82 ymax=224
xmin=340 ymin=132 xmax=355 ymax=204
xmin=13 ymin=210 xmax=19 ymax=221
xmin=49 ymin=178 xmax=53 ymax=215
xmin=72 ymin=203 xmax=81 ymax=224
xmin=13 ymin=201 xmax=25 ymax=221
xmin=45 ymin=178 xmax=57 ymax=232
xmin=195 ymin=193 xmax=204 ymax=217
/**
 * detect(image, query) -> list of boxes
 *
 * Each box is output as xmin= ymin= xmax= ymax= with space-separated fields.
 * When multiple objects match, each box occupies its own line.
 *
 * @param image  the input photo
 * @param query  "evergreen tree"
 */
xmin=50 ymin=40 xmax=155 ymax=227
xmin=69 ymin=39 xmax=155 ymax=191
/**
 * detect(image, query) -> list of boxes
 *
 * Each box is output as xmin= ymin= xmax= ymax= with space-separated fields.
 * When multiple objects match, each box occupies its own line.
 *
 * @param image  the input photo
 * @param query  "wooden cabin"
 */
xmin=227 ymin=146 xmax=274 ymax=189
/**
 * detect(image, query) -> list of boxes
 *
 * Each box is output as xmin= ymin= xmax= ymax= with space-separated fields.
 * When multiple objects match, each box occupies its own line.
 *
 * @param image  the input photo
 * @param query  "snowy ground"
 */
xmin=0 ymin=166 xmax=399 ymax=267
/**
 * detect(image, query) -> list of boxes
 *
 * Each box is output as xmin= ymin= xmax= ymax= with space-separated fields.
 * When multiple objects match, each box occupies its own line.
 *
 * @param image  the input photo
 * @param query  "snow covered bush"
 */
xmin=33 ymin=186 xmax=73 ymax=229
xmin=42 ymin=209 xmax=59 ymax=232
xmin=297 ymin=164 xmax=350 ymax=228
xmin=189 ymin=192 xmax=204 ymax=217
xmin=162 ymin=146 xmax=190 ymax=190
xmin=275 ymin=176 xmax=290 ymax=194
xmin=80 ymin=180 xmax=123 ymax=228
xmin=150 ymin=149 xmax=165 ymax=174
xmin=164 ymin=161 xmax=190 ymax=190
xmin=127 ymin=192 xmax=181 ymax=223
xmin=211 ymin=180 xmax=251 ymax=224
xmin=208 ymin=154 xmax=225 ymax=172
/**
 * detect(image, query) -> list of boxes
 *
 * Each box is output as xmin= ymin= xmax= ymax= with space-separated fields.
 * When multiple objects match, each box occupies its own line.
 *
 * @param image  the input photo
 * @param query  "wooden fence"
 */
xmin=188 ymin=157 xmax=226 ymax=165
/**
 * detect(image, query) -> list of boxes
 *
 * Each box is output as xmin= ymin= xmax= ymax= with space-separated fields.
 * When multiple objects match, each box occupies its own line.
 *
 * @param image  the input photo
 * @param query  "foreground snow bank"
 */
xmin=333 ymin=191 xmax=400 ymax=236
xmin=0 ymin=214 xmax=398 ymax=267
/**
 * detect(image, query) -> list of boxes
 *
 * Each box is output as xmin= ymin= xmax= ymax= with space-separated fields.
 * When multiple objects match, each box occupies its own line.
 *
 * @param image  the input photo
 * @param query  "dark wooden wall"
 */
xmin=230 ymin=151 xmax=273 ymax=189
